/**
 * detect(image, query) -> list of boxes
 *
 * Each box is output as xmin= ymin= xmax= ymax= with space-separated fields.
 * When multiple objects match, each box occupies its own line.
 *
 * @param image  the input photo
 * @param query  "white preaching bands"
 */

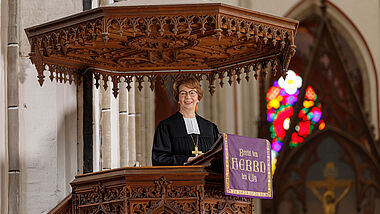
xmin=183 ymin=117 xmax=200 ymax=135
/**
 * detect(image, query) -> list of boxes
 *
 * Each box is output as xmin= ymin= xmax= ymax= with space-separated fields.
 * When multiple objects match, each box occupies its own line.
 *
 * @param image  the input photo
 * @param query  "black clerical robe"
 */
xmin=152 ymin=111 xmax=219 ymax=166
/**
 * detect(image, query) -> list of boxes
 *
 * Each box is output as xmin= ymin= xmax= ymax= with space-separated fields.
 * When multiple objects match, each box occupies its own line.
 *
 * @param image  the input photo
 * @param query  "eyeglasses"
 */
xmin=179 ymin=90 xmax=198 ymax=97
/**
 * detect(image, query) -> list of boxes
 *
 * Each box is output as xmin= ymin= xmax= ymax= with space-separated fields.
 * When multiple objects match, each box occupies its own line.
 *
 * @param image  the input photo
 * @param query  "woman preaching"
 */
xmin=152 ymin=77 xmax=220 ymax=166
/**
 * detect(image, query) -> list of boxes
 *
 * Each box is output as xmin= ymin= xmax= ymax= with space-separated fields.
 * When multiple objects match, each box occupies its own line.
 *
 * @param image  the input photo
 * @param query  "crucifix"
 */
xmin=307 ymin=162 xmax=352 ymax=214
xmin=192 ymin=146 xmax=203 ymax=157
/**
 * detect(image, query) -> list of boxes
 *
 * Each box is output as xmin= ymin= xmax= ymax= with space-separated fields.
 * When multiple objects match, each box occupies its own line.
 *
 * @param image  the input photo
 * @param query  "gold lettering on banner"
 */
xmin=224 ymin=135 xmax=272 ymax=197
xmin=231 ymin=158 xmax=266 ymax=173
xmin=253 ymin=161 xmax=259 ymax=172
xmin=239 ymin=159 xmax=245 ymax=170
xmin=260 ymin=161 xmax=266 ymax=173
xmin=229 ymin=147 xmax=268 ymax=183
xmin=230 ymin=157 xmax=266 ymax=172
xmin=232 ymin=158 xmax=238 ymax=170
xmin=240 ymin=149 xmax=251 ymax=157
xmin=248 ymin=174 xmax=257 ymax=182
xmin=242 ymin=173 xmax=247 ymax=180
xmin=252 ymin=151 xmax=258 ymax=157
xmin=246 ymin=160 xmax=252 ymax=172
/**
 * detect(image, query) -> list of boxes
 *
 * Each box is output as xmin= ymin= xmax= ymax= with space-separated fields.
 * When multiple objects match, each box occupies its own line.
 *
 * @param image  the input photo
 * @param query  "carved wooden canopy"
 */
xmin=25 ymin=1 xmax=298 ymax=97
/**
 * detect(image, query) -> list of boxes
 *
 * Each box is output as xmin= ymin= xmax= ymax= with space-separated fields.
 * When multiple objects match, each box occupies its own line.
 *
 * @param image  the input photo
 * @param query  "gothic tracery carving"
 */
xmin=25 ymin=4 xmax=298 ymax=97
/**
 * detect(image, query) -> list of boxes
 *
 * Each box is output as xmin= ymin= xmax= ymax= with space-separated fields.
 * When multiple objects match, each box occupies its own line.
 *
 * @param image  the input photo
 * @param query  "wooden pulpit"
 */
xmin=49 ymin=141 xmax=254 ymax=214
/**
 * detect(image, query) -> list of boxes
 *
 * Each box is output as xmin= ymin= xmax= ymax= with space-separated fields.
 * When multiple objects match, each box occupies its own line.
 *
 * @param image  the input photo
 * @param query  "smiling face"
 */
xmin=178 ymin=84 xmax=199 ymax=113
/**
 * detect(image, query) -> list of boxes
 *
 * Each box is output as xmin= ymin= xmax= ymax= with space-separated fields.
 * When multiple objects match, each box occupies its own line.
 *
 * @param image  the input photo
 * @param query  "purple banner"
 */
xmin=223 ymin=133 xmax=272 ymax=199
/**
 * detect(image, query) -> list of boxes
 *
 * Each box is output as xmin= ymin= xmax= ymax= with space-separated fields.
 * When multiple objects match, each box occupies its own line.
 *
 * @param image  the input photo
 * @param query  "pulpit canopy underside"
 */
xmin=25 ymin=2 xmax=298 ymax=96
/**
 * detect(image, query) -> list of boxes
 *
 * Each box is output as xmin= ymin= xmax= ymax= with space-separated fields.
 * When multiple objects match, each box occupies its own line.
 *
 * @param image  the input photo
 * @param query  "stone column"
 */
xmin=197 ymin=79 xmax=210 ymax=121
xmin=110 ymin=86 xmax=120 ymax=169
xmin=99 ymin=0 xmax=113 ymax=6
xmin=144 ymin=86 xmax=155 ymax=166
xmin=135 ymin=85 xmax=143 ymax=166
xmin=198 ymin=79 xmax=218 ymax=129
xmin=119 ymin=81 xmax=129 ymax=167
xmin=127 ymin=82 xmax=137 ymax=166
xmin=0 ymin=1 xmax=8 ymax=211
xmin=100 ymin=82 xmax=111 ymax=170
xmin=235 ymin=79 xmax=243 ymax=135
xmin=214 ymin=83 xmax=224 ymax=131
xmin=93 ymin=85 xmax=101 ymax=171
xmin=216 ymin=81 xmax=235 ymax=134
xmin=77 ymin=78 xmax=84 ymax=174
xmin=7 ymin=0 xmax=19 ymax=213
xmin=141 ymin=83 xmax=154 ymax=166
xmin=240 ymin=76 xmax=259 ymax=138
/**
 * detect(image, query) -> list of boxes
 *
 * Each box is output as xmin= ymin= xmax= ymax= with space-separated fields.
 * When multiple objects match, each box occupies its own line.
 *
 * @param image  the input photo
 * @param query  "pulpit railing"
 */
xmin=48 ymin=194 xmax=72 ymax=214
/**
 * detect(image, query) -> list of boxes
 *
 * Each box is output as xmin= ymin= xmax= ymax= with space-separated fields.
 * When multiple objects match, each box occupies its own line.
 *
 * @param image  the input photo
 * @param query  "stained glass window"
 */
xmin=267 ymin=70 xmax=325 ymax=173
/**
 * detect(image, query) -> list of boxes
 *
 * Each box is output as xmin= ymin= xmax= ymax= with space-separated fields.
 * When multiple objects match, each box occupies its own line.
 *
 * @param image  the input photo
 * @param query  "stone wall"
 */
xmin=18 ymin=1 xmax=82 ymax=213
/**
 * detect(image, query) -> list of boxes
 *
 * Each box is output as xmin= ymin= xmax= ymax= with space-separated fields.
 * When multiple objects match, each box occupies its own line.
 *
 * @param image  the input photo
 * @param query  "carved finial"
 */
xmin=94 ymin=73 xmax=101 ymax=89
xmin=102 ymin=75 xmax=109 ymax=91
xmin=254 ymin=70 xmax=258 ymax=80
xmin=218 ymin=72 xmax=225 ymax=88
xmin=125 ymin=76 xmax=132 ymax=91
xmin=215 ymin=29 xmax=223 ymax=41
xmin=209 ymin=84 xmax=216 ymax=95
xmin=112 ymin=76 xmax=119 ymax=98
xmin=244 ymin=65 xmax=251 ymax=82
xmin=228 ymin=71 xmax=234 ymax=86
xmin=236 ymin=68 xmax=242 ymax=84
xmin=207 ymin=73 xmax=216 ymax=95
xmin=37 ymin=73 xmax=45 ymax=86
xmin=148 ymin=75 xmax=156 ymax=91
xmin=136 ymin=76 xmax=144 ymax=91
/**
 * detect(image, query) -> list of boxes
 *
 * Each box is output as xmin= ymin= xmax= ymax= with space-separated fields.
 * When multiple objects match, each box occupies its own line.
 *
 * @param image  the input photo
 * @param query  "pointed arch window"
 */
xmin=267 ymin=70 xmax=325 ymax=172
xmin=261 ymin=3 xmax=380 ymax=212
xmin=263 ymin=13 xmax=371 ymax=174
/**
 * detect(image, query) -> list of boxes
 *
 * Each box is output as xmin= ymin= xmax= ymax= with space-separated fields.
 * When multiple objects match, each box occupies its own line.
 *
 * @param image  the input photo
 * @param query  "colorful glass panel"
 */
xmin=267 ymin=70 xmax=325 ymax=173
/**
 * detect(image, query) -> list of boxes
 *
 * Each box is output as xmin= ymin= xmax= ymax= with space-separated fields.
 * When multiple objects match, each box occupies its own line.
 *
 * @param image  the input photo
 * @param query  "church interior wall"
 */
xmin=326 ymin=6 xmax=379 ymax=139
xmin=16 ymin=0 xmax=83 ymax=213
xmin=0 ymin=0 xmax=8 ymax=213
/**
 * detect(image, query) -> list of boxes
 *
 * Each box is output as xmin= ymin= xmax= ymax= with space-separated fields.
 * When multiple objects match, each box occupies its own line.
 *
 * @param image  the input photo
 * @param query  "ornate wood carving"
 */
xmin=125 ymin=176 xmax=200 ymax=213
xmin=72 ymin=182 xmax=125 ymax=214
xmin=204 ymin=186 xmax=252 ymax=214
xmin=25 ymin=3 xmax=298 ymax=97
xmin=50 ymin=166 xmax=254 ymax=214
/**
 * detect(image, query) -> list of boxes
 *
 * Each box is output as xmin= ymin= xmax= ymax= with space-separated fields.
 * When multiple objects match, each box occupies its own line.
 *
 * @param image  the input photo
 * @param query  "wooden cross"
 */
xmin=192 ymin=146 xmax=203 ymax=157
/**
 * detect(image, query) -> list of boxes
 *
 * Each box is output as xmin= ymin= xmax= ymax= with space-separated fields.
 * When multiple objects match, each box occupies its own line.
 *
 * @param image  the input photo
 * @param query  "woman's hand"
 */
xmin=187 ymin=156 xmax=196 ymax=162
